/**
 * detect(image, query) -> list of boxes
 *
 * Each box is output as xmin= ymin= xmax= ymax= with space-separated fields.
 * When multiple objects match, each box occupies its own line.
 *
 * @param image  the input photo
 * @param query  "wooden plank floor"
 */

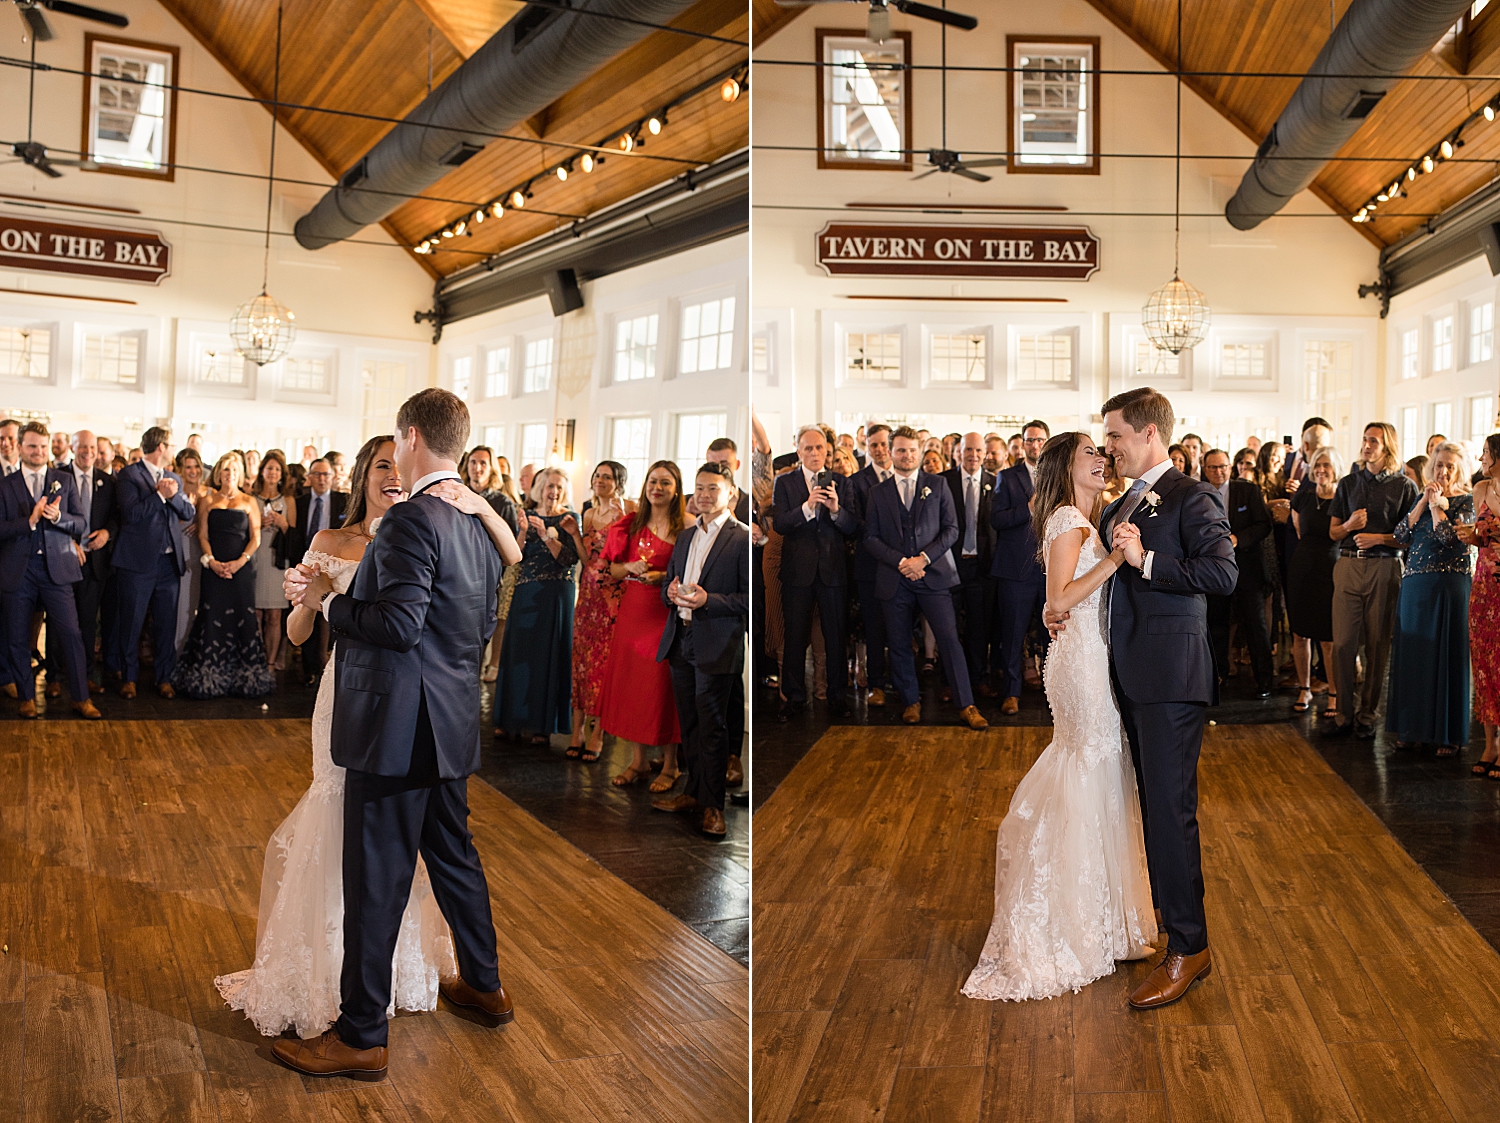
xmin=0 ymin=719 xmax=746 ymax=1123
xmin=753 ymin=722 xmax=1500 ymax=1123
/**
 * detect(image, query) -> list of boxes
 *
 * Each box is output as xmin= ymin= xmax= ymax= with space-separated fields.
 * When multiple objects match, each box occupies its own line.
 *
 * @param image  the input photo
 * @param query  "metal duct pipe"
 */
xmin=294 ymin=0 xmax=702 ymax=249
xmin=1224 ymin=0 xmax=1473 ymax=231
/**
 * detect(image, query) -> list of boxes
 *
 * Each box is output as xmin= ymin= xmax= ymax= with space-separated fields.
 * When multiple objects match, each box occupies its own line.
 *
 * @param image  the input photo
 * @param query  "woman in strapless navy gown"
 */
xmin=174 ymin=452 xmax=274 ymax=698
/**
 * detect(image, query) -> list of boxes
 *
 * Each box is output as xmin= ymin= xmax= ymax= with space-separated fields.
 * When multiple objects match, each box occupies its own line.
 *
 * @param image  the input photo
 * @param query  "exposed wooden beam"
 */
xmin=752 ymin=0 xmax=805 ymax=45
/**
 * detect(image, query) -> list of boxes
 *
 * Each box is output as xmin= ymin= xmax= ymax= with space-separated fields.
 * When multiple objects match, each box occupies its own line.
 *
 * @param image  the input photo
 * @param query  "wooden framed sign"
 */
xmin=0 ymin=215 xmax=172 ymax=284
xmin=815 ymin=222 xmax=1100 ymax=280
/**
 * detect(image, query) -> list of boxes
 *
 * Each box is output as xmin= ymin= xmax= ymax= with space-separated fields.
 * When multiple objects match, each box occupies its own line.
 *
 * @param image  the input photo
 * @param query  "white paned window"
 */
xmin=361 ymin=358 xmax=407 ymax=441
xmin=845 ymin=331 xmax=901 ymax=382
xmin=520 ymin=423 xmax=549 ymax=465
xmin=282 ymin=355 xmax=328 ymax=394
xmin=1400 ymin=328 xmax=1419 ymax=380
xmin=675 ymin=411 xmax=728 ymax=466
xmin=484 ymin=347 xmax=509 ymax=398
xmin=1470 ymin=395 xmax=1496 ymax=440
xmin=86 ymin=39 xmax=173 ymax=175
xmin=680 ymin=298 xmax=735 ymax=374
xmin=929 ymin=332 xmax=987 ymax=383
xmin=196 ymin=345 xmax=244 ymax=385
xmin=0 ymin=325 xmax=50 ymax=378
xmin=1133 ymin=338 xmax=1180 ymax=380
xmin=451 ymin=355 xmax=471 ymax=399
xmin=1400 ymin=406 xmax=1419 ymax=459
xmin=751 ymin=331 xmax=771 ymax=373
xmin=1432 ymin=314 xmax=1454 ymax=372
xmin=81 ymin=330 xmax=141 ymax=385
xmin=1012 ymin=41 xmax=1096 ymax=168
xmin=523 ymin=338 xmax=553 ymax=394
xmin=1220 ymin=341 xmax=1267 ymax=380
xmin=482 ymin=425 xmax=504 ymax=451
xmin=822 ymin=35 xmax=906 ymax=165
xmin=608 ymin=416 xmax=653 ymax=488
xmin=1306 ymin=340 xmax=1355 ymax=460
xmin=1015 ymin=330 xmax=1074 ymax=384
xmin=1433 ymin=401 xmax=1453 ymax=438
xmin=614 ymin=313 xmax=659 ymax=382
xmin=1471 ymin=302 xmax=1494 ymax=364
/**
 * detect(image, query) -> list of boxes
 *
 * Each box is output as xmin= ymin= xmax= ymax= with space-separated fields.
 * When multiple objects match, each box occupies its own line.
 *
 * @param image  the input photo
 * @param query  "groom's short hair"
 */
xmin=395 ymin=388 xmax=470 ymax=462
xmin=1101 ymin=387 xmax=1174 ymax=443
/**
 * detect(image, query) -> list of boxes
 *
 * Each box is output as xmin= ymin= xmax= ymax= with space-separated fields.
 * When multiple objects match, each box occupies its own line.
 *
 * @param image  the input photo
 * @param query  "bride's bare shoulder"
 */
xmin=309 ymin=527 xmax=366 ymax=562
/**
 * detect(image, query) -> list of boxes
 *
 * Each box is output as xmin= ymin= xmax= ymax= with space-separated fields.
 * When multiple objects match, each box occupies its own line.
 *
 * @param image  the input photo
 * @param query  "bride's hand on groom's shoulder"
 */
xmin=430 ymin=479 xmax=483 ymax=515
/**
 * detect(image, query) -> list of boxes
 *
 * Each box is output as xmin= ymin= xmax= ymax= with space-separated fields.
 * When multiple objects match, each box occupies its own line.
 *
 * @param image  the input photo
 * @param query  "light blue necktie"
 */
xmin=1109 ymin=478 xmax=1150 ymax=539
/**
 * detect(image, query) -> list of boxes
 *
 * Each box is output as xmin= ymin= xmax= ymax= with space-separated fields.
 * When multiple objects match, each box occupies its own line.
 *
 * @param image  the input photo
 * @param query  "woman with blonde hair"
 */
xmin=1287 ymin=446 xmax=1342 ymax=715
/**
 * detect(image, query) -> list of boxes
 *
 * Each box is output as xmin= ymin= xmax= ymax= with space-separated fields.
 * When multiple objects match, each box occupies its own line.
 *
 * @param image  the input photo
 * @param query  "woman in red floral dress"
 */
xmin=599 ymin=461 xmax=685 ymax=792
xmin=1459 ymin=433 xmax=1500 ymax=777
xmin=567 ymin=461 xmax=635 ymax=761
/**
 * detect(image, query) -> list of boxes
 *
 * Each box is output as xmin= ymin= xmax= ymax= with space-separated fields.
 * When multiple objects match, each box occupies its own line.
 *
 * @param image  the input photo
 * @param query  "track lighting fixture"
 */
xmin=581 ymin=152 xmax=595 ymax=173
xmin=491 ymin=201 xmax=504 ymax=218
xmin=510 ymin=189 xmax=527 ymax=208
xmin=1487 ymin=104 xmax=1496 ymax=122
xmin=647 ymin=114 xmax=664 ymax=135
xmin=1441 ymin=139 xmax=1454 ymax=159
xmin=473 ymin=208 xmax=484 ymax=224
xmin=617 ymin=133 xmax=634 ymax=153
xmin=721 ymin=76 xmax=741 ymax=102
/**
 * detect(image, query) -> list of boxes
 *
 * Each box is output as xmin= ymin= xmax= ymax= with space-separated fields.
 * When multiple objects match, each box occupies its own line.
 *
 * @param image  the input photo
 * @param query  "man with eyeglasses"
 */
xmin=989 ymin=420 xmax=1051 ymax=715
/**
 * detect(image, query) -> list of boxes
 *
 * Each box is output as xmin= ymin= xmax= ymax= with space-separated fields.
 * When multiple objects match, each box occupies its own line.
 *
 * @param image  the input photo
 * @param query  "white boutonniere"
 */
xmin=983 ymin=483 xmax=992 ymax=493
xmin=368 ymin=516 xmax=384 ymax=536
xmin=1143 ymin=492 xmax=1162 ymax=517
xmin=920 ymin=486 xmax=931 ymax=500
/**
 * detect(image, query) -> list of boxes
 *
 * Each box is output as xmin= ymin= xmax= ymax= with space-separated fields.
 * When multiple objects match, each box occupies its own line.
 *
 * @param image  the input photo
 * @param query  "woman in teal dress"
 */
xmin=495 ymin=467 xmax=582 ymax=744
xmin=1386 ymin=442 xmax=1475 ymax=756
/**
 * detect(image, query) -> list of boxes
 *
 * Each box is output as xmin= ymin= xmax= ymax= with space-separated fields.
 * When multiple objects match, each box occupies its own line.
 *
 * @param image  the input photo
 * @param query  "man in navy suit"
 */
xmin=845 ymin=422 xmax=895 ymax=706
xmin=111 ymin=426 xmax=196 ymax=698
xmin=771 ymin=425 xmax=858 ymax=718
xmin=43 ymin=430 xmax=116 ymax=696
xmin=652 ymin=462 xmax=750 ymax=838
xmin=942 ymin=433 xmax=998 ymax=702
xmin=276 ymin=389 xmax=510 ymax=1081
xmin=990 ymin=420 xmax=1050 ymax=715
xmin=864 ymin=427 xmax=988 ymax=731
xmin=0 ymin=423 xmax=99 ymax=718
xmin=1051 ymin=388 xmax=1236 ymax=1010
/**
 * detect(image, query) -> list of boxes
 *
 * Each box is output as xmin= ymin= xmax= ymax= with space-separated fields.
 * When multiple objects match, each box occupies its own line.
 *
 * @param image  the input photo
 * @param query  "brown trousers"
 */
xmin=1331 ymin=556 xmax=1403 ymax=726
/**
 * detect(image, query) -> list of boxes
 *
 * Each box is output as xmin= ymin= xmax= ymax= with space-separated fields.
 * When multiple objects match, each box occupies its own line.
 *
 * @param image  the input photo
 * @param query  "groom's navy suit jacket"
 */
xmin=1102 ymin=466 xmax=1236 ymax=706
xmin=327 ymin=482 xmax=502 ymax=779
xmin=863 ymin=470 xmax=960 ymax=599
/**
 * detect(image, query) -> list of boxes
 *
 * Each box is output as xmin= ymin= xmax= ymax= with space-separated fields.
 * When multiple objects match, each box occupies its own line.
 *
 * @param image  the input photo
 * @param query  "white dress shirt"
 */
xmin=800 ymin=465 xmax=824 ymax=521
xmin=1117 ymin=457 xmax=1174 ymax=580
xmin=679 ymin=509 xmax=730 ymax=621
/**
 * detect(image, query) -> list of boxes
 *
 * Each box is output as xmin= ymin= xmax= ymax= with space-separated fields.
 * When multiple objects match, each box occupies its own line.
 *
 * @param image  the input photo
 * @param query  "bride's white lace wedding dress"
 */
xmin=215 ymin=550 xmax=456 ymax=1038
xmin=962 ymin=506 xmax=1156 ymax=1002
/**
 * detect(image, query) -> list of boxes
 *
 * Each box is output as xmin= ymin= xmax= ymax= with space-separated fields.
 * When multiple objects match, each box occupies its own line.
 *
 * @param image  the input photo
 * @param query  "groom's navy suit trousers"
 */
xmin=1101 ymin=467 xmax=1236 ymax=958
xmin=325 ymin=482 xmax=503 ymax=1049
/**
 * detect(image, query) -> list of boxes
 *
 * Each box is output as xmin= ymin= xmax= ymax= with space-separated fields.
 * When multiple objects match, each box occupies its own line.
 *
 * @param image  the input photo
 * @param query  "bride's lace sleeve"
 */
xmin=1042 ymin=506 xmax=1094 ymax=568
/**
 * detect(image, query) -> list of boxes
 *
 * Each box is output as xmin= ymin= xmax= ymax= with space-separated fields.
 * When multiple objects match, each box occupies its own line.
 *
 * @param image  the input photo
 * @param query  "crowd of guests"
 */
xmin=749 ymin=412 xmax=1500 ymax=772
xmin=0 ymin=415 xmax=751 ymax=836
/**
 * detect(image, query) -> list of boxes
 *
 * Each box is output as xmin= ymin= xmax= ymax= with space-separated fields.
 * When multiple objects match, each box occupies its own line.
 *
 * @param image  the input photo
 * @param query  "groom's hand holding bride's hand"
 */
xmin=1112 ymin=522 xmax=1145 ymax=569
xmin=284 ymin=562 xmax=319 ymax=607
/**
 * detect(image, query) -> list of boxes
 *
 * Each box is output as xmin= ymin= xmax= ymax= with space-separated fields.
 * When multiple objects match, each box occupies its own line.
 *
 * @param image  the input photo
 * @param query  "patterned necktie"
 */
xmin=311 ymin=495 xmax=324 ymax=537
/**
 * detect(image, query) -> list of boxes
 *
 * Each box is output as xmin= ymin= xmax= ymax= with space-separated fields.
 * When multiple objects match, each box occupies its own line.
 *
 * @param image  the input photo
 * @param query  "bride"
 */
xmin=216 ymin=434 xmax=522 ymax=1037
xmin=963 ymin=432 xmax=1156 ymax=1002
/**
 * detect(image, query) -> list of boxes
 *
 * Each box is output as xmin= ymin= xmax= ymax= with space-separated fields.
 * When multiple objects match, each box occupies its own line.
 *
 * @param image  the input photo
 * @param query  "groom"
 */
xmin=1052 ymin=387 xmax=1236 ymax=1009
xmin=274 ymin=389 xmax=509 ymax=1080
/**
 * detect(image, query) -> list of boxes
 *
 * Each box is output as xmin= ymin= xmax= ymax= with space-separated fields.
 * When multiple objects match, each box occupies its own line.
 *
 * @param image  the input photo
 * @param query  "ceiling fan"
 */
xmin=3 ymin=140 xmax=98 ymax=177
xmin=909 ymin=7 xmax=998 ymax=182
xmin=9 ymin=0 xmax=128 ymax=42
xmin=774 ymin=0 xmax=977 ymax=39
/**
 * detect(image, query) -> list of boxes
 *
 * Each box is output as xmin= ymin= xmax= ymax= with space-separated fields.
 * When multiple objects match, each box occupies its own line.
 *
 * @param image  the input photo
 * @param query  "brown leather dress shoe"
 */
xmin=89 ymin=681 xmax=103 ymax=694
xmin=271 ymin=1029 xmax=387 ymax=1080
xmin=119 ymin=682 xmax=136 ymax=699
xmin=1 ymin=682 xmax=16 ymax=699
xmin=1128 ymin=947 xmax=1212 ymax=1009
xmin=1001 ymin=696 xmax=1020 ymax=715
xmin=959 ymin=705 xmax=989 ymax=731
xmin=45 ymin=681 xmax=61 ymax=699
xmin=72 ymin=700 xmax=102 ymax=720
xmin=725 ymin=754 xmax=744 ymax=788
xmin=652 ymin=793 xmax=699 ymax=814
xmin=18 ymin=699 xmax=37 ymax=719
xmin=867 ymin=687 xmax=885 ymax=707
xmin=439 ymin=976 xmax=514 ymax=1027
xmin=700 ymin=807 xmax=727 ymax=836
xmin=902 ymin=703 xmax=921 ymax=724
xmin=157 ymin=683 xmax=176 ymax=699
xmin=977 ymin=680 xmax=999 ymax=698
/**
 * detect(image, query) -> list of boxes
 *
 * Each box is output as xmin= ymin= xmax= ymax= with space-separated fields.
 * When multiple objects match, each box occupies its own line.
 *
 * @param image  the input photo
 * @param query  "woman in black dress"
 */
xmin=173 ymin=453 xmax=274 ymax=698
xmin=1287 ymin=446 xmax=1341 ymax=716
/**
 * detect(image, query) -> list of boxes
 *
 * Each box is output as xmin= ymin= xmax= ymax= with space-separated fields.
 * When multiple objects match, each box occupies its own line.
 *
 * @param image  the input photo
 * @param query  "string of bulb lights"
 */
xmin=413 ymin=65 xmax=746 ymax=255
xmin=1352 ymin=90 xmax=1500 ymax=223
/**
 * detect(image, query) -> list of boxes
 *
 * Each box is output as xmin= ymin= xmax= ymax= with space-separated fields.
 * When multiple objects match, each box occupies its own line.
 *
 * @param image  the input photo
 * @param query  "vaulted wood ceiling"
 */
xmin=156 ymin=0 xmax=749 ymax=278
xmin=762 ymin=0 xmax=1500 ymax=250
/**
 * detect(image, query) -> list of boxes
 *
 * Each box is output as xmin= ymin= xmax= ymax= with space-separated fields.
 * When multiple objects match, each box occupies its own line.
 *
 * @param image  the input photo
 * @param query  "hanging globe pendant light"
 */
xmin=1144 ymin=0 xmax=1209 ymax=356
xmin=231 ymin=3 xmax=296 ymax=366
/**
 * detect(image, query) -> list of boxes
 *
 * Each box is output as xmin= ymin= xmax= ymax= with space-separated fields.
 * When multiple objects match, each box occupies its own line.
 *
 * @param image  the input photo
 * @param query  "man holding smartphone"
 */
xmin=771 ymin=424 xmax=858 ymax=719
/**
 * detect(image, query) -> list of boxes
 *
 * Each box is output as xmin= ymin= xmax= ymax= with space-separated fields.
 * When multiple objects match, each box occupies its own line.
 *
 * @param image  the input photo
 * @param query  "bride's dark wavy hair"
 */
xmin=1030 ymin=432 xmax=1103 ymax=567
xmin=345 ymin=434 xmax=395 ymax=531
